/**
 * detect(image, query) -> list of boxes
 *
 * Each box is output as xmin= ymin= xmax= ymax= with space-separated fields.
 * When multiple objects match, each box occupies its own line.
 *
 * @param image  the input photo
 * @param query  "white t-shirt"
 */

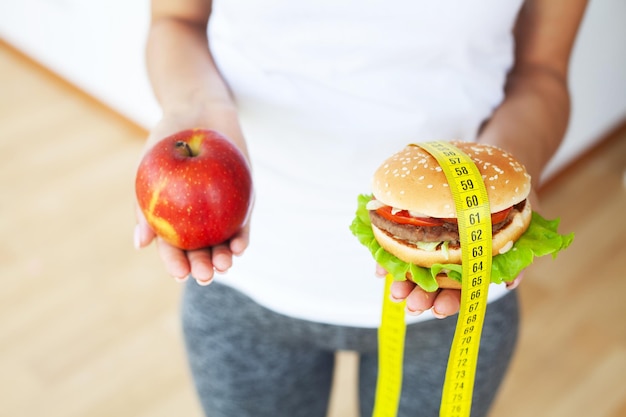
xmin=208 ymin=0 xmax=525 ymax=327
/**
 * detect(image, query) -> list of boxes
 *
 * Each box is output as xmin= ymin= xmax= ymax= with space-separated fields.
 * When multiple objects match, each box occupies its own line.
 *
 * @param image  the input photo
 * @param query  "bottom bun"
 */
xmin=373 ymin=202 xmax=533 ymax=268
xmin=433 ymin=273 xmax=462 ymax=290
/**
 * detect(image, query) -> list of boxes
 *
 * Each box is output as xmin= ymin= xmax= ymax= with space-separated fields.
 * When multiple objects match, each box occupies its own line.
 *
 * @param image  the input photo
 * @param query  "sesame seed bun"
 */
xmin=369 ymin=141 xmax=534 ymax=289
xmin=371 ymin=142 xmax=532 ymax=217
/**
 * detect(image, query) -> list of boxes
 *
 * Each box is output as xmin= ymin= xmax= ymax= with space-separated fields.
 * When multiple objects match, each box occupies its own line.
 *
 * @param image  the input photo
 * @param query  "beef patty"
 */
xmin=369 ymin=200 xmax=527 ymax=246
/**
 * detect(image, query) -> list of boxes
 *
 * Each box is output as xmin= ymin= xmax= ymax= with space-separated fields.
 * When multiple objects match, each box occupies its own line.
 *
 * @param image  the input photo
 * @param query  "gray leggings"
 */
xmin=182 ymin=282 xmax=519 ymax=417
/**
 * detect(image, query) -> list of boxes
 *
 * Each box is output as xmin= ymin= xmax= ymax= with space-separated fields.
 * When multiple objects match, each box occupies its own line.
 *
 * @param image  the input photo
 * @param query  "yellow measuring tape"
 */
xmin=372 ymin=141 xmax=493 ymax=417
xmin=372 ymin=273 xmax=407 ymax=417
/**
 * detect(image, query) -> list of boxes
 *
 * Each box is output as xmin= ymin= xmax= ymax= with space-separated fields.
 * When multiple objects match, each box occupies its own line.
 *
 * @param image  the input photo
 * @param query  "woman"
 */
xmin=134 ymin=1 xmax=587 ymax=416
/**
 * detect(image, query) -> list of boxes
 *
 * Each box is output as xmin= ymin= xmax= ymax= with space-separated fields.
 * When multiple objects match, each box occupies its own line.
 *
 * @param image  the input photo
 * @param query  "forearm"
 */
xmin=135 ymin=2 xmax=251 ymax=280
xmin=145 ymin=15 xmax=247 ymax=156
xmin=478 ymin=0 xmax=587 ymax=188
xmin=478 ymin=66 xmax=571 ymax=188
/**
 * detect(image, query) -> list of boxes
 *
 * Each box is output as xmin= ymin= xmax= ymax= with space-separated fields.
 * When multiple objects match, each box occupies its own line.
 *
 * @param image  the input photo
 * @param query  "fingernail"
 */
xmin=133 ymin=225 xmax=141 ymax=250
xmin=196 ymin=278 xmax=213 ymax=287
xmin=405 ymin=307 xmax=423 ymax=316
xmin=174 ymin=275 xmax=189 ymax=283
xmin=432 ymin=308 xmax=447 ymax=319
xmin=389 ymin=294 xmax=403 ymax=303
xmin=506 ymin=280 xmax=519 ymax=290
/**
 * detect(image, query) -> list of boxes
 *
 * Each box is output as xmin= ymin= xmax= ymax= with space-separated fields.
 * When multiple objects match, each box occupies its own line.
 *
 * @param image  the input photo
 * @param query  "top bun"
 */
xmin=372 ymin=142 xmax=531 ymax=217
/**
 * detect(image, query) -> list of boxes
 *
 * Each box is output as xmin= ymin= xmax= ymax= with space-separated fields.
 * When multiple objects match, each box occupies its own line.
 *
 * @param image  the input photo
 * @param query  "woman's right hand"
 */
xmin=135 ymin=208 xmax=250 ymax=286
xmin=141 ymin=1 xmax=254 ymax=285
xmin=133 ymin=116 xmax=252 ymax=286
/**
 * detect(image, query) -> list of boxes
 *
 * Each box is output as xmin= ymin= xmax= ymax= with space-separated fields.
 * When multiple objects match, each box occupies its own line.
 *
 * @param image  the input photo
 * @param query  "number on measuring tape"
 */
xmin=415 ymin=142 xmax=493 ymax=417
xmin=372 ymin=141 xmax=493 ymax=417
xmin=372 ymin=274 xmax=406 ymax=417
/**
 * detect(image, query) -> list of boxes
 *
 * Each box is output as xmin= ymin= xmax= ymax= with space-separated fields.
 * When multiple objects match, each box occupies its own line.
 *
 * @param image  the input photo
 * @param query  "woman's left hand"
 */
xmin=376 ymin=187 xmax=539 ymax=319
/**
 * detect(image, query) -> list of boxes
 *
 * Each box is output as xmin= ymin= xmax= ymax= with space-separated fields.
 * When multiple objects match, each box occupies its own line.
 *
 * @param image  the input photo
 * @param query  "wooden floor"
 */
xmin=1 ymin=40 xmax=625 ymax=417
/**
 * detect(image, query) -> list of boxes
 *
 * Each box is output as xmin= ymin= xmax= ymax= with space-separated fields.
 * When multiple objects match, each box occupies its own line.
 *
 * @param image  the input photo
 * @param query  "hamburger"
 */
xmin=350 ymin=141 xmax=574 ymax=292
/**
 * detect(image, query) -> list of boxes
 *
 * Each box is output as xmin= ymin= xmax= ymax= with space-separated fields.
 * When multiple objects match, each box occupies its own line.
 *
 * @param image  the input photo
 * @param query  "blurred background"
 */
xmin=1 ymin=1 xmax=625 ymax=416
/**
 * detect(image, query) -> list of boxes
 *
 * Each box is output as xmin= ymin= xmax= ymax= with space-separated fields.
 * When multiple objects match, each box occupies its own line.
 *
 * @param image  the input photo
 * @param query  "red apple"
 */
xmin=135 ymin=128 xmax=253 ymax=250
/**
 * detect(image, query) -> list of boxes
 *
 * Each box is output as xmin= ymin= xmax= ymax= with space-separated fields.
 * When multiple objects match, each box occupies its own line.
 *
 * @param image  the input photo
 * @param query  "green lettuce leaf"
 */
xmin=349 ymin=194 xmax=574 ymax=290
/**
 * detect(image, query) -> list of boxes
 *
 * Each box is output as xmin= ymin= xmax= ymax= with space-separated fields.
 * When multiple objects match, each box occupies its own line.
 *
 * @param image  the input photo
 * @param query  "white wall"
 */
xmin=1 ymin=0 xmax=624 ymax=180
xmin=0 ymin=0 xmax=160 ymax=127
xmin=543 ymin=0 xmax=626 ymax=180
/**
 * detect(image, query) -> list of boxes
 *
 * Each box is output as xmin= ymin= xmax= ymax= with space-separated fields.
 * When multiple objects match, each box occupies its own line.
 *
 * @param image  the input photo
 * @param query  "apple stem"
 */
xmin=176 ymin=141 xmax=195 ymax=157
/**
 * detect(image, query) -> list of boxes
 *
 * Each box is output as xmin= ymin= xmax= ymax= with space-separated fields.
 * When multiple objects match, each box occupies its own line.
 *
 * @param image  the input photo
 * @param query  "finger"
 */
xmin=229 ymin=224 xmax=250 ymax=256
xmin=187 ymin=248 xmax=216 ymax=285
xmin=211 ymin=243 xmax=234 ymax=273
xmin=156 ymin=238 xmax=191 ymax=280
xmin=405 ymin=286 xmax=439 ymax=316
xmin=375 ymin=264 xmax=387 ymax=277
xmin=506 ymin=270 xmax=525 ymax=290
xmin=389 ymin=280 xmax=416 ymax=301
xmin=134 ymin=207 xmax=156 ymax=249
xmin=432 ymin=289 xmax=461 ymax=319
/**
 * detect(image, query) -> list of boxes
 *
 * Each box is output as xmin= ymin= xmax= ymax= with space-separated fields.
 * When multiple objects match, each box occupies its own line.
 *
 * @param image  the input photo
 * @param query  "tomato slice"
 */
xmin=490 ymin=207 xmax=513 ymax=224
xmin=374 ymin=205 xmax=513 ymax=227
